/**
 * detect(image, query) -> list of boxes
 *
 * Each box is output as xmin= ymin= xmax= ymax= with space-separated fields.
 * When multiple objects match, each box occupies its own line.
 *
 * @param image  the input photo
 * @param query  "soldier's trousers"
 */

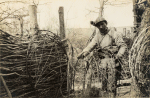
xmin=101 ymin=65 xmax=121 ymax=96
xmin=86 ymin=58 xmax=121 ymax=96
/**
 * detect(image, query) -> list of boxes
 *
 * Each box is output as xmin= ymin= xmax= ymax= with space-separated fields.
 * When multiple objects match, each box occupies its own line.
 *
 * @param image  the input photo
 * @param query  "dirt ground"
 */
xmin=72 ymin=72 xmax=132 ymax=98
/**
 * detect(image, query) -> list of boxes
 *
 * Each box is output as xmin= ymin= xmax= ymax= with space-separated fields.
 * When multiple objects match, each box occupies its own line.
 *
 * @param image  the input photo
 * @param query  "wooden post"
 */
xmin=28 ymin=5 xmax=38 ymax=96
xmin=83 ymin=62 xmax=86 ymax=91
xmin=133 ymin=0 xmax=137 ymax=28
xmin=19 ymin=17 xmax=23 ymax=38
xmin=58 ymin=6 xmax=70 ymax=95
xmin=58 ymin=7 xmax=65 ymax=39
xmin=123 ymin=28 xmax=126 ymax=37
xmin=29 ymin=5 xmax=38 ymax=36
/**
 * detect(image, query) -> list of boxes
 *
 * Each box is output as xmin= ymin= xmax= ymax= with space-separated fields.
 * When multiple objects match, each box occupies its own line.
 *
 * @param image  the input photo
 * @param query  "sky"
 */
xmin=37 ymin=0 xmax=134 ymax=29
xmin=0 ymin=0 xmax=134 ymax=29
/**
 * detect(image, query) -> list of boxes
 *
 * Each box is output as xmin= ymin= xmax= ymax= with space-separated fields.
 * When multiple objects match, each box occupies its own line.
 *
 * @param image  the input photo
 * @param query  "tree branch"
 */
xmin=85 ymin=9 xmax=99 ymax=17
xmin=0 ymin=76 xmax=12 ymax=98
xmin=0 ymin=72 xmax=19 ymax=76
xmin=0 ymin=1 xmax=28 ymax=5
xmin=0 ymin=8 xmax=25 ymax=22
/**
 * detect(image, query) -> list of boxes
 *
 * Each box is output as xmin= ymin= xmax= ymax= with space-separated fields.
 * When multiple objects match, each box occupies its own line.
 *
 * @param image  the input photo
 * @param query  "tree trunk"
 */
xmin=99 ymin=0 xmax=104 ymax=17
xmin=133 ymin=0 xmax=137 ymax=28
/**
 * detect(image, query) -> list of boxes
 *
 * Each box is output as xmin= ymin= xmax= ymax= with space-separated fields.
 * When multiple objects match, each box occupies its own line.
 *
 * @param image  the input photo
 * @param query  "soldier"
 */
xmin=77 ymin=17 xmax=127 ymax=97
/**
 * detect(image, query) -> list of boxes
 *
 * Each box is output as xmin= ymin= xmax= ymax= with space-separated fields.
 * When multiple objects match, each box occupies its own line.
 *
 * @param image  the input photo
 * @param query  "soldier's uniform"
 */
xmin=82 ymin=27 xmax=127 ymax=97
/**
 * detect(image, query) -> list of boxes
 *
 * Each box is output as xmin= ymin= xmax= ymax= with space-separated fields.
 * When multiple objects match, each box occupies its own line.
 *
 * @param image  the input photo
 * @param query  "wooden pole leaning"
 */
xmin=58 ymin=6 xmax=71 ymax=96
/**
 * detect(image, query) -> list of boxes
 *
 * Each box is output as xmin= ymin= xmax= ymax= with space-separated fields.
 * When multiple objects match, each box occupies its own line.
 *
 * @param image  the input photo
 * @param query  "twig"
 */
xmin=0 ymin=67 xmax=10 ymax=71
xmin=0 ymin=1 xmax=28 ymax=5
xmin=0 ymin=7 xmax=26 ymax=22
xmin=0 ymin=44 xmax=18 ymax=46
xmin=0 ymin=76 xmax=12 ymax=98
xmin=0 ymin=72 xmax=19 ymax=76
xmin=134 ymin=0 xmax=147 ymax=5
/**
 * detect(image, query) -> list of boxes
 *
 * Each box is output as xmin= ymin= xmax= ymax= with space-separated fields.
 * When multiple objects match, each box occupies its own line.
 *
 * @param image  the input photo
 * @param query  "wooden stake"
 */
xmin=58 ymin=6 xmax=70 ymax=95
xmin=59 ymin=7 xmax=65 ymax=39
xmin=19 ymin=17 xmax=23 ymax=38
xmin=123 ymin=28 xmax=126 ymax=37
xmin=29 ymin=5 xmax=38 ymax=36
xmin=133 ymin=0 xmax=137 ymax=27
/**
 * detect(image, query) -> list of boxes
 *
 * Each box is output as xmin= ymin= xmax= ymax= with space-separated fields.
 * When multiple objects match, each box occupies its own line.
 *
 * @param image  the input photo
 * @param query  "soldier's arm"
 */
xmin=79 ymin=30 xmax=98 ymax=58
xmin=82 ymin=36 xmax=97 ymax=56
xmin=114 ymin=32 xmax=127 ymax=58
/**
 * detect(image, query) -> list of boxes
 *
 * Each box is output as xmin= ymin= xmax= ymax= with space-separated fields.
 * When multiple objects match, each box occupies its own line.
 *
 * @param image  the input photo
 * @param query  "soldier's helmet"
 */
xmin=90 ymin=17 xmax=107 ymax=26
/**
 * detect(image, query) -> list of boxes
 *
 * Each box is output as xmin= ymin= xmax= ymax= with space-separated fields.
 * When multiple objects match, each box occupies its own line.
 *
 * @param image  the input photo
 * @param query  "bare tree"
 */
xmin=86 ymin=0 xmax=132 ymax=16
xmin=0 ymin=1 xmax=30 ymax=38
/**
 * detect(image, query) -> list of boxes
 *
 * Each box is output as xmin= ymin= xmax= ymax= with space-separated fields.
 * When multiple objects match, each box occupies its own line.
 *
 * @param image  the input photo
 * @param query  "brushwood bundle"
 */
xmin=129 ymin=6 xmax=150 ymax=97
xmin=0 ymin=30 xmax=68 ymax=98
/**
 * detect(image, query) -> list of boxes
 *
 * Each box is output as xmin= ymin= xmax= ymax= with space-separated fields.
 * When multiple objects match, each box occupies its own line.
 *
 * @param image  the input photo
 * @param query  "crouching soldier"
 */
xmin=77 ymin=17 xmax=127 ymax=97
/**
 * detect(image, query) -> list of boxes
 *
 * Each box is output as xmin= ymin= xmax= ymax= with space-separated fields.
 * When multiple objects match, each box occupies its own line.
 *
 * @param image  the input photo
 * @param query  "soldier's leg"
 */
xmin=115 ymin=65 xmax=122 ymax=81
xmin=100 ymin=59 xmax=108 ymax=91
xmin=107 ymin=67 xmax=117 ymax=97
xmin=86 ymin=65 xmax=92 ymax=89
xmin=101 ymin=68 xmax=107 ymax=91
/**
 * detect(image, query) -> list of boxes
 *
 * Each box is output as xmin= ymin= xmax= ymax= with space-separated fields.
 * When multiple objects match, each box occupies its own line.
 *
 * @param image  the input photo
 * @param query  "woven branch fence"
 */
xmin=129 ymin=7 xmax=150 ymax=97
xmin=0 ymin=29 xmax=75 ymax=98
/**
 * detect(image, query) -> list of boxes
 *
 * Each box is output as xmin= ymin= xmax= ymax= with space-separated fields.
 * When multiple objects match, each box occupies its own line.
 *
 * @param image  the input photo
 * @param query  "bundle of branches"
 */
xmin=0 ymin=29 xmax=68 ymax=98
xmin=129 ymin=7 xmax=150 ymax=97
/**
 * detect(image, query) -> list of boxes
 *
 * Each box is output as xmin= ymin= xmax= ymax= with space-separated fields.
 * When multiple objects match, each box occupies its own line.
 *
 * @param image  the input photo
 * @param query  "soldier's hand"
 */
xmin=77 ymin=52 xmax=84 ymax=59
xmin=77 ymin=51 xmax=89 ymax=59
xmin=115 ymin=54 xmax=121 ymax=63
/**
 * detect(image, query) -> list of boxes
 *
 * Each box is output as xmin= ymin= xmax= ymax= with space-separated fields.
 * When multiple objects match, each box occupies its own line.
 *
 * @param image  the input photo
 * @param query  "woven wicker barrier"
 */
xmin=129 ymin=7 xmax=150 ymax=97
xmin=0 ymin=30 xmax=68 ymax=98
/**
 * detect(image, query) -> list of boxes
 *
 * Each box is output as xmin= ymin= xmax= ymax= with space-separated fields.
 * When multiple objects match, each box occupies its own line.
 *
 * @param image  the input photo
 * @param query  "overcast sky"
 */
xmin=1 ymin=0 xmax=134 ymax=29
xmin=37 ymin=0 xmax=134 ymax=29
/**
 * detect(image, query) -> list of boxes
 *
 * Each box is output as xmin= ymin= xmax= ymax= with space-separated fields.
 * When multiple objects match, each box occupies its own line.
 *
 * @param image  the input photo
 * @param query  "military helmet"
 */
xmin=90 ymin=17 xmax=107 ymax=26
